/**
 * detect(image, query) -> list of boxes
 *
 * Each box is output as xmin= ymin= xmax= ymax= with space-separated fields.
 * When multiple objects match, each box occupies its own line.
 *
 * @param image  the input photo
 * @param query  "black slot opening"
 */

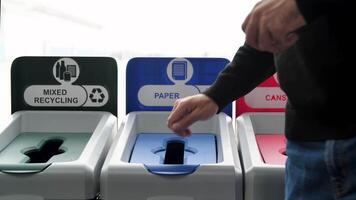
xmin=24 ymin=139 xmax=65 ymax=163
xmin=164 ymin=140 xmax=185 ymax=164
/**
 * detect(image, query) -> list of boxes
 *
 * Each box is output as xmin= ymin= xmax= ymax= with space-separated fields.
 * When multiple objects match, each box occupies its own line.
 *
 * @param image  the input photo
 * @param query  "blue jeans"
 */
xmin=286 ymin=137 xmax=356 ymax=200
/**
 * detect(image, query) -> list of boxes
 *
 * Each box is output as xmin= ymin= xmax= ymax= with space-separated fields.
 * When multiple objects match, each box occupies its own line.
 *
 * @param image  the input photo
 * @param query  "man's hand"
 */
xmin=167 ymin=94 xmax=218 ymax=137
xmin=242 ymin=0 xmax=306 ymax=53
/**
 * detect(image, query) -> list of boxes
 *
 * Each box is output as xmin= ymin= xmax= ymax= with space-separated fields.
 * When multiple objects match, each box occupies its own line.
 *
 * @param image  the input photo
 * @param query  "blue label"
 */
xmin=126 ymin=57 xmax=232 ymax=116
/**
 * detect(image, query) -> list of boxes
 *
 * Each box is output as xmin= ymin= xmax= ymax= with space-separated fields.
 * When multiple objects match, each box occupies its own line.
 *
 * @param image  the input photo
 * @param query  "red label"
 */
xmin=236 ymin=75 xmax=286 ymax=116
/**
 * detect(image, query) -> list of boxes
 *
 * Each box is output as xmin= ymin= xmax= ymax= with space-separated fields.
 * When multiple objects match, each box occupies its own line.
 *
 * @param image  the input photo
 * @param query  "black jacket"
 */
xmin=204 ymin=0 xmax=354 ymax=140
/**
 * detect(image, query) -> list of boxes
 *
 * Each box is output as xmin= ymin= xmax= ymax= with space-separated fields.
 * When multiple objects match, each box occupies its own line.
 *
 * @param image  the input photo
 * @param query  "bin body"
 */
xmin=101 ymin=111 xmax=243 ymax=200
xmin=0 ymin=111 xmax=117 ymax=200
xmin=237 ymin=112 xmax=286 ymax=200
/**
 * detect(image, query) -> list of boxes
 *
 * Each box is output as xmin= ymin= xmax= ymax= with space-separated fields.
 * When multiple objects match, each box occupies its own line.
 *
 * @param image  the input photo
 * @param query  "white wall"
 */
xmin=0 ymin=0 xmax=258 ymax=129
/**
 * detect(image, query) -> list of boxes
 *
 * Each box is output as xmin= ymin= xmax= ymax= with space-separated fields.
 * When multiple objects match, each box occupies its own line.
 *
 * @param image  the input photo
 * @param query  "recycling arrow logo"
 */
xmin=89 ymin=88 xmax=105 ymax=103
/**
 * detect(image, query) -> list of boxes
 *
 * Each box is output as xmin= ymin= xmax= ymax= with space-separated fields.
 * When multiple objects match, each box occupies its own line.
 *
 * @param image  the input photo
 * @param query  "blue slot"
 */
xmin=130 ymin=133 xmax=217 ymax=165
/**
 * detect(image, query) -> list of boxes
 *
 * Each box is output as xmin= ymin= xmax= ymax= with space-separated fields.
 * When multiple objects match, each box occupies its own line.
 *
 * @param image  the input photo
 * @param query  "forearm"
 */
xmin=203 ymin=44 xmax=275 ymax=112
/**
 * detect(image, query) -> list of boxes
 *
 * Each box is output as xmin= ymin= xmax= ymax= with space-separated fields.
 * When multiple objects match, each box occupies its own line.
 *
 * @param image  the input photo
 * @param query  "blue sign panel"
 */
xmin=126 ymin=57 xmax=232 ymax=116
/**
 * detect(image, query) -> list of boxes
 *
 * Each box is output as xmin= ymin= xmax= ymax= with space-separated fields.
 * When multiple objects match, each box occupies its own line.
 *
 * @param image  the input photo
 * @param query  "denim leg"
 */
xmin=326 ymin=137 xmax=356 ymax=200
xmin=285 ymin=140 xmax=334 ymax=200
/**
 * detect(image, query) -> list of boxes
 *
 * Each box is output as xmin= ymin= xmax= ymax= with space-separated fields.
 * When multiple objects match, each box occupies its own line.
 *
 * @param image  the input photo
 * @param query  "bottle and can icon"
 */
xmin=55 ymin=60 xmax=78 ymax=82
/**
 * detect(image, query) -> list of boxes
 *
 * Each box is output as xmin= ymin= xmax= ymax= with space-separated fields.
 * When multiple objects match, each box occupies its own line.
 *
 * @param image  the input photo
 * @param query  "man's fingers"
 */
xmin=245 ymin=13 xmax=260 ymax=49
xmin=242 ymin=0 xmax=306 ymax=53
xmin=260 ymin=21 xmax=299 ymax=53
xmin=285 ymin=33 xmax=299 ymax=44
xmin=167 ymin=102 xmax=190 ymax=129
xmin=242 ymin=13 xmax=252 ymax=32
xmin=182 ymin=129 xmax=192 ymax=137
xmin=171 ymin=109 xmax=201 ymax=134
xmin=174 ymin=128 xmax=192 ymax=137
xmin=242 ymin=0 xmax=264 ymax=32
xmin=258 ymin=19 xmax=275 ymax=51
xmin=172 ymin=100 xmax=179 ymax=110
xmin=278 ymin=33 xmax=299 ymax=51
xmin=272 ymin=32 xmax=299 ymax=53
xmin=168 ymin=101 xmax=178 ymax=119
xmin=167 ymin=94 xmax=218 ymax=137
xmin=272 ymin=23 xmax=287 ymax=42
xmin=245 ymin=26 xmax=259 ymax=49
xmin=286 ymin=0 xmax=307 ymax=31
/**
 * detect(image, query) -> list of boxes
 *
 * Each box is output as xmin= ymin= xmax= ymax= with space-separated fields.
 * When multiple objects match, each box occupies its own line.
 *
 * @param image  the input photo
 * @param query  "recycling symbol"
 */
xmin=89 ymin=88 xmax=105 ymax=103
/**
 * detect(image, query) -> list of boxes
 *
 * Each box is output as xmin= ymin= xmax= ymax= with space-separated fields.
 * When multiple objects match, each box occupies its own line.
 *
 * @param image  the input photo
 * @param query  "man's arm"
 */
xmin=204 ymin=44 xmax=275 ymax=112
xmin=167 ymin=44 xmax=275 ymax=136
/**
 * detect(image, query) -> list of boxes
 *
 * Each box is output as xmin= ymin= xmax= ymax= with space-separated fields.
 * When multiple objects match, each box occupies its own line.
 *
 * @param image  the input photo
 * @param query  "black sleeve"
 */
xmin=296 ymin=0 xmax=350 ymax=23
xmin=203 ymin=44 xmax=275 ymax=112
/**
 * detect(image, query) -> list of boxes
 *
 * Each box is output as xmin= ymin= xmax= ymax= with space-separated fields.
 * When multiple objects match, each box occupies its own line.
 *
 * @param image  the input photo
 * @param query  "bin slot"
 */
xmin=25 ymin=139 xmax=65 ymax=163
xmin=0 ymin=132 xmax=91 ymax=165
xmin=164 ymin=140 xmax=185 ymax=164
xmin=130 ymin=133 xmax=217 ymax=165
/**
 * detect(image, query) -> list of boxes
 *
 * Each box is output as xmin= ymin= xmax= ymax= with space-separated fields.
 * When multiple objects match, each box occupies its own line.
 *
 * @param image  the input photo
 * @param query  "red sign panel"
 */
xmin=236 ymin=74 xmax=287 ymax=116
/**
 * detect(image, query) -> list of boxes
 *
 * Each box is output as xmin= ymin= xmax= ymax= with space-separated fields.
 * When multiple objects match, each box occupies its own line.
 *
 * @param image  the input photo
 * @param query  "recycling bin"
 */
xmin=0 ymin=111 xmax=117 ymax=200
xmin=0 ymin=56 xmax=119 ymax=200
xmin=236 ymin=76 xmax=287 ymax=200
xmin=237 ymin=112 xmax=285 ymax=200
xmin=101 ymin=57 xmax=242 ymax=200
xmin=101 ymin=111 xmax=242 ymax=200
